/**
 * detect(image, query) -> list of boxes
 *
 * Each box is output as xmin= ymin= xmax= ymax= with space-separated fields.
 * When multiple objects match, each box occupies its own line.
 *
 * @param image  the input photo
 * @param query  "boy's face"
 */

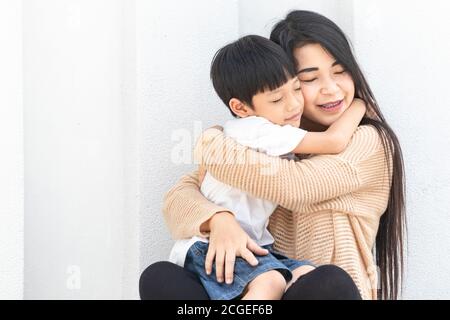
xmin=250 ymin=77 xmax=304 ymax=127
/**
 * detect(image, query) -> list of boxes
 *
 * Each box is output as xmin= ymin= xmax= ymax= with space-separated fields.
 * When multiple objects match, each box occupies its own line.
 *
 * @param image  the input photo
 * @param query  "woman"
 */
xmin=140 ymin=10 xmax=406 ymax=300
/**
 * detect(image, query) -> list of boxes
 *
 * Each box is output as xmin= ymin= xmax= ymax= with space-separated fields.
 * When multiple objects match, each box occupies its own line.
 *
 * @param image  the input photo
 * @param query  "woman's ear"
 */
xmin=229 ymin=98 xmax=255 ymax=118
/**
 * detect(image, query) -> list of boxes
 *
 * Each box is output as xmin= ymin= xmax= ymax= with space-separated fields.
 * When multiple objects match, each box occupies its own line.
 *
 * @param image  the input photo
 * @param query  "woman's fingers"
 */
xmin=205 ymin=245 xmax=216 ymax=275
xmin=247 ymin=238 xmax=269 ymax=256
xmin=238 ymin=238 xmax=268 ymax=266
xmin=239 ymin=248 xmax=259 ymax=267
xmin=205 ymin=213 xmax=269 ymax=283
xmin=207 ymin=239 xmax=266 ymax=283
xmin=215 ymin=249 xmax=225 ymax=283
xmin=224 ymin=250 xmax=236 ymax=284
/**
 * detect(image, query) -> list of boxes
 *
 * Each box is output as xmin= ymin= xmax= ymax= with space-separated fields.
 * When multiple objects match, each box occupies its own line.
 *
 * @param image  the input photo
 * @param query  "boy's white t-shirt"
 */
xmin=169 ymin=116 xmax=307 ymax=267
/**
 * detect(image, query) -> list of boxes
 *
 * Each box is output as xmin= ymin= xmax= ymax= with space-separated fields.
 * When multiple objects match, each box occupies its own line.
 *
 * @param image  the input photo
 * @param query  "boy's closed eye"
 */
xmin=271 ymin=97 xmax=283 ymax=103
xmin=269 ymin=82 xmax=302 ymax=103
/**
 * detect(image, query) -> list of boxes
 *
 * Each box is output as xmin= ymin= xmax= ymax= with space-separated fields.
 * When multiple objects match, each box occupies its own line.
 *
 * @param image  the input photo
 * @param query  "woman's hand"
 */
xmin=204 ymin=212 xmax=269 ymax=284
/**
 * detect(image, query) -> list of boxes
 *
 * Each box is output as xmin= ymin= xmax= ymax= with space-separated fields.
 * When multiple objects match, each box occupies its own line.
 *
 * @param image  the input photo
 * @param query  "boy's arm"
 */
xmin=292 ymin=98 xmax=366 ymax=154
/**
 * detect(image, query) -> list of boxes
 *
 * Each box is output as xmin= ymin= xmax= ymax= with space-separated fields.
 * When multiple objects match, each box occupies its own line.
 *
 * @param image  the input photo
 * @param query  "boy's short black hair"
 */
xmin=210 ymin=35 xmax=296 ymax=117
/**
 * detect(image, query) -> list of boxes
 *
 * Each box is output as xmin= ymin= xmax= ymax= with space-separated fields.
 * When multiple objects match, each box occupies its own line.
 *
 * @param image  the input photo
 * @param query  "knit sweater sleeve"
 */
xmin=162 ymin=170 xmax=233 ymax=240
xmin=194 ymin=125 xmax=388 ymax=213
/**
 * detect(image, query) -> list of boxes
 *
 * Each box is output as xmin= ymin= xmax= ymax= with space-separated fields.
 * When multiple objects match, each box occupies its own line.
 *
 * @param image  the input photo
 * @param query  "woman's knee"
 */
xmin=139 ymin=261 xmax=209 ymax=300
xmin=315 ymin=265 xmax=361 ymax=298
xmin=140 ymin=261 xmax=170 ymax=279
xmin=283 ymin=264 xmax=361 ymax=300
xmin=140 ymin=261 xmax=176 ymax=285
xmin=139 ymin=261 xmax=172 ymax=299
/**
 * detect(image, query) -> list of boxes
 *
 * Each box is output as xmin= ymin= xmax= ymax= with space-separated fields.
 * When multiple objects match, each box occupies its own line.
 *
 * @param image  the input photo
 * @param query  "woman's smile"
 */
xmin=317 ymin=99 xmax=344 ymax=113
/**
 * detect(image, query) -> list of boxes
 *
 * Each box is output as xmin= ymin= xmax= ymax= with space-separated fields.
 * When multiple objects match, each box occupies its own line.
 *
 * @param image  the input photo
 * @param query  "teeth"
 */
xmin=321 ymin=101 xmax=341 ymax=109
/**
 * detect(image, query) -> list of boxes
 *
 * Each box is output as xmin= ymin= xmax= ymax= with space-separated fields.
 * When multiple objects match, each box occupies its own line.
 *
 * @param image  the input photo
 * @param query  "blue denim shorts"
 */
xmin=184 ymin=241 xmax=315 ymax=300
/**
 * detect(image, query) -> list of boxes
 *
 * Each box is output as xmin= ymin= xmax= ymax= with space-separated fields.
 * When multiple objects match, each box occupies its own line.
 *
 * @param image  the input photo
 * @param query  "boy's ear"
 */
xmin=229 ymin=98 xmax=255 ymax=118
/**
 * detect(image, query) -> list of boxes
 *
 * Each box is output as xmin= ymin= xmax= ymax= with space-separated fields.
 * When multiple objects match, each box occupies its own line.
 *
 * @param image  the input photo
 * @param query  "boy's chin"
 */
xmin=285 ymin=119 xmax=301 ymax=128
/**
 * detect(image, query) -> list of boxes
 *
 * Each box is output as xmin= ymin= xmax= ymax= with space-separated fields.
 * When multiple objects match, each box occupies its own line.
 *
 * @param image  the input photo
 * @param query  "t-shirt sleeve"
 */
xmin=224 ymin=116 xmax=307 ymax=157
xmin=254 ymin=121 xmax=307 ymax=156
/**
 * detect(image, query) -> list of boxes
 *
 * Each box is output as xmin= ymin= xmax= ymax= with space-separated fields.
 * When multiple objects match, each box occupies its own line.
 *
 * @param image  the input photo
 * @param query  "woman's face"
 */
xmin=293 ymin=43 xmax=355 ymax=129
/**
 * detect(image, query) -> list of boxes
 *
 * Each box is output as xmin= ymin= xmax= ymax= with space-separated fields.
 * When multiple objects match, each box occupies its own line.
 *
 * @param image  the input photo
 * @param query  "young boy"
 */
xmin=169 ymin=35 xmax=366 ymax=300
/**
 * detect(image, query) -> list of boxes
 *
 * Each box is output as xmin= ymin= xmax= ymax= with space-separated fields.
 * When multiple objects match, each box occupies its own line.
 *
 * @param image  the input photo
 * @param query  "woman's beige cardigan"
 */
xmin=163 ymin=125 xmax=392 ymax=300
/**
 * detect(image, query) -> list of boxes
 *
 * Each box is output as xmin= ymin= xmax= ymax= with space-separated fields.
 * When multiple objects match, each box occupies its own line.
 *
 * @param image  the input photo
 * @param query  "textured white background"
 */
xmin=352 ymin=0 xmax=450 ymax=299
xmin=0 ymin=0 xmax=23 ymax=300
xmin=1 ymin=0 xmax=449 ymax=299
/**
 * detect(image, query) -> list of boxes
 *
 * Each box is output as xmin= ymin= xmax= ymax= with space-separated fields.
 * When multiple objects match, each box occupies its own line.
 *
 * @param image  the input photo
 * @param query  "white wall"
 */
xmin=3 ymin=0 xmax=449 ymax=299
xmin=0 ymin=0 xmax=24 ymax=300
xmin=24 ymin=0 xmax=136 ymax=299
xmin=136 ymin=0 xmax=239 ymax=271
xmin=238 ymin=0 xmax=354 ymax=39
xmin=352 ymin=0 xmax=450 ymax=299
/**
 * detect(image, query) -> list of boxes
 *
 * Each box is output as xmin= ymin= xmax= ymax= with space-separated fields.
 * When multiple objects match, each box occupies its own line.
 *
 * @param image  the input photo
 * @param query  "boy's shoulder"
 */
xmin=224 ymin=116 xmax=272 ymax=138
xmin=224 ymin=116 xmax=271 ymax=128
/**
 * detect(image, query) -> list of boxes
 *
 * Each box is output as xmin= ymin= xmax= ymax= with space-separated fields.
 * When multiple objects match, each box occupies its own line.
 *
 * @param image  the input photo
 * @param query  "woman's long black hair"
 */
xmin=271 ymin=10 xmax=406 ymax=300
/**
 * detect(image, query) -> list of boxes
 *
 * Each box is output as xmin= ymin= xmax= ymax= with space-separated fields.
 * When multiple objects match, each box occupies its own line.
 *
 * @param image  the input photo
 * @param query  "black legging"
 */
xmin=139 ymin=262 xmax=362 ymax=300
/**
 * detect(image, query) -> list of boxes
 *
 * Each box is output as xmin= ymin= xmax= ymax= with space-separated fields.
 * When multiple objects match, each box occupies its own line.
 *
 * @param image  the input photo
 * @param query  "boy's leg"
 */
xmin=241 ymin=270 xmax=286 ymax=300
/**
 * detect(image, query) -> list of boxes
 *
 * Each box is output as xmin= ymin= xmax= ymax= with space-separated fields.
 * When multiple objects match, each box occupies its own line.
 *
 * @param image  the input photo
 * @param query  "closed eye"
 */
xmin=335 ymin=70 xmax=347 ymax=75
xmin=271 ymin=98 xmax=282 ymax=103
xmin=301 ymin=78 xmax=317 ymax=83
